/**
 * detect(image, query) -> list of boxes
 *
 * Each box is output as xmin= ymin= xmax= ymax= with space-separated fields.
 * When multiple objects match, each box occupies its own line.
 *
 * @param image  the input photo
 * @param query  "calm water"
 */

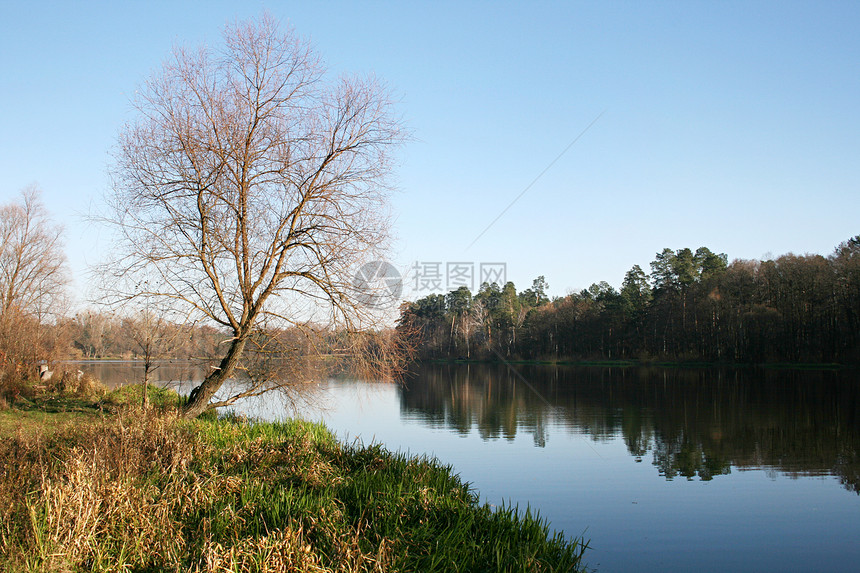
xmin=79 ymin=361 xmax=860 ymax=572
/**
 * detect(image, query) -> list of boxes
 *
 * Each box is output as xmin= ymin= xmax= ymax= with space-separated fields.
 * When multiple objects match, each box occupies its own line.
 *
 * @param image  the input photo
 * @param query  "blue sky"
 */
xmin=2 ymin=1 xmax=858 ymax=307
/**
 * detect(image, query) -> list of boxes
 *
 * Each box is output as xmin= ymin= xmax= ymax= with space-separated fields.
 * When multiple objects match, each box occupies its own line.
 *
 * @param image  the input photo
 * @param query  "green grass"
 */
xmin=0 ymin=388 xmax=589 ymax=572
xmin=0 ymin=380 xmax=187 ymax=437
xmin=0 ymin=406 xmax=86 ymax=438
xmin=106 ymin=382 xmax=185 ymax=408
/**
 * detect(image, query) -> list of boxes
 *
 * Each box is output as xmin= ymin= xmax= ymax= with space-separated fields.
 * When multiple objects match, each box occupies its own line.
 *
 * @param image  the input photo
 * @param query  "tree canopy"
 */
xmin=399 ymin=237 xmax=860 ymax=364
xmin=104 ymin=14 xmax=406 ymax=417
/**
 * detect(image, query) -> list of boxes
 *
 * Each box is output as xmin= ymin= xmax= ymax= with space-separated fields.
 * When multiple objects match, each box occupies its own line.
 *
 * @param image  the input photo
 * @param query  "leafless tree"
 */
xmin=0 ymin=187 xmax=69 ymax=385
xmin=0 ymin=186 xmax=69 ymax=320
xmin=101 ymin=14 xmax=407 ymax=418
xmin=128 ymin=306 xmax=188 ymax=408
xmin=73 ymin=309 xmax=112 ymax=358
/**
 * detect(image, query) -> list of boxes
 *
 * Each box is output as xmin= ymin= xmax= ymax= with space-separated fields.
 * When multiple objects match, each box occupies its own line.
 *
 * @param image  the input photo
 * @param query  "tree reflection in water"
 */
xmin=399 ymin=363 xmax=860 ymax=492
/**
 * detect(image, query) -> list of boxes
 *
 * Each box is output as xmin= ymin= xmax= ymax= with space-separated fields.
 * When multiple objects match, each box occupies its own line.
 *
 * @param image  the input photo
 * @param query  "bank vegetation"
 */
xmin=0 ymin=386 xmax=588 ymax=572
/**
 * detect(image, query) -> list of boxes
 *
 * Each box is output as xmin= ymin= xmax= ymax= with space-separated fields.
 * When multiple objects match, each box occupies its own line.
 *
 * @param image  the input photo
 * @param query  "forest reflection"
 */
xmin=399 ymin=363 xmax=860 ymax=493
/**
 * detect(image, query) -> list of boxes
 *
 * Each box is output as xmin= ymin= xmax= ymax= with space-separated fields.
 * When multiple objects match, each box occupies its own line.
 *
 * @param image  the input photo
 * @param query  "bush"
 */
xmin=0 ymin=305 xmax=71 ymax=407
xmin=0 ymin=370 xmax=36 ymax=405
xmin=46 ymin=370 xmax=107 ymax=399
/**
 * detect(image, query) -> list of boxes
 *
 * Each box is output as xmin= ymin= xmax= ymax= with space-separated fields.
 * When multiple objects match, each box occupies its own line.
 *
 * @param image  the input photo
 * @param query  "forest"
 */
xmin=397 ymin=237 xmax=860 ymax=364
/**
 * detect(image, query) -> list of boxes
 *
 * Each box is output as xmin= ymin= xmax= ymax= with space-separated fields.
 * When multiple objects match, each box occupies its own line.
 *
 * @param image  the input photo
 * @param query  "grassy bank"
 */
xmin=0 ymin=388 xmax=588 ymax=572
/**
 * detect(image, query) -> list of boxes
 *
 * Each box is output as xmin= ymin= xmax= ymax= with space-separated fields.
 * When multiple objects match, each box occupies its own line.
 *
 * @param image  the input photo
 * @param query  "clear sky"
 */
xmin=2 ymin=1 xmax=858 ymax=308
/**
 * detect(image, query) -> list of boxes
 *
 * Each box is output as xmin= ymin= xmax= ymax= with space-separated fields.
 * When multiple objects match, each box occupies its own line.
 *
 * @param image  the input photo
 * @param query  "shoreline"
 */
xmin=0 ymin=386 xmax=589 ymax=572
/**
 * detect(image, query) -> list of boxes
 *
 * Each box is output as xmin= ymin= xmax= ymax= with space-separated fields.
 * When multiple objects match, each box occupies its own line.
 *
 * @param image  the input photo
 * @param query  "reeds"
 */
xmin=0 ymin=405 xmax=588 ymax=572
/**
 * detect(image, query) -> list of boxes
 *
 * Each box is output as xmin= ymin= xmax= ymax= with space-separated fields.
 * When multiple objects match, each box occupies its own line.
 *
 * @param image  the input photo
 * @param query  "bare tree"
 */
xmin=0 ymin=186 xmax=68 ymax=320
xmin=102 ymin=14 xmax=406 ymax=418
xmin=73 ymin=309 xmax=112 ymax=358
xmin=128 ymin=307 xmax=187 ymax=408
xmin=0 ymin=187 xmax=69 ymax=383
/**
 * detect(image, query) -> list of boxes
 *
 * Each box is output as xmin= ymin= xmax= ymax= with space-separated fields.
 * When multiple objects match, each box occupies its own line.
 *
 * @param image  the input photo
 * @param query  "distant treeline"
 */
xmin=65 ymin=312 xmax=223 ymax=360
xmin=397 ymin=236 xmax=860 ymax=364
xmin=64 ymin=314 xmax=397 ymax=365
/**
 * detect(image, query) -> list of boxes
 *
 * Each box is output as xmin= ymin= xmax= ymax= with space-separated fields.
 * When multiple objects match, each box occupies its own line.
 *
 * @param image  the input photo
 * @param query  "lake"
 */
xmin=79 ymin=360 xmax=860 ymax=572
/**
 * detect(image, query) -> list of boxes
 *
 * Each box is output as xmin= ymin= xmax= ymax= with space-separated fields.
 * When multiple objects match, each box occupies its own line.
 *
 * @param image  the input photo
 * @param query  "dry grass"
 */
xmin=50 ymin=370 xmax=107 ymax=398
xmin=0 ymin=401 xmax=588 ymax=572
xmin=0 ymin=409 xmax=345 ymax=572
xmin=194 ymin=527 xmax=328 ymax=573
xmin=0 ymin=408 xmax=359 ymax=570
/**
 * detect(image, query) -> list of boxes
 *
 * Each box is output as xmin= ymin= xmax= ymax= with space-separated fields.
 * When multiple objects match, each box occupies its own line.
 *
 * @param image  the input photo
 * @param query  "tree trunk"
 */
xmin=143 ymin=363 xmax=150 ymax=408
xmin=182 ymin=336 xmax=248 ymax=418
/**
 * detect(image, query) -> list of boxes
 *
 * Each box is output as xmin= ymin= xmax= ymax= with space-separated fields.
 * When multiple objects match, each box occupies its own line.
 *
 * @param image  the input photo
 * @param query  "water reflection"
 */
xmin=72 ymin=359 xmax=210 ymax=389
xmin=77 ymin=358 xmax=860 ymax=493
xmin=73 ymin=359 xmax=860 ymax=571
xmin=400 ymin=363 xmax=860 ymax=492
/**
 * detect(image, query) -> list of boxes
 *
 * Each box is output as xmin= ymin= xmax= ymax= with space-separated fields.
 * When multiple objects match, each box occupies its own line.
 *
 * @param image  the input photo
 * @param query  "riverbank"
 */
xmin=0 ymin=386 xmax=588 ymax=572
